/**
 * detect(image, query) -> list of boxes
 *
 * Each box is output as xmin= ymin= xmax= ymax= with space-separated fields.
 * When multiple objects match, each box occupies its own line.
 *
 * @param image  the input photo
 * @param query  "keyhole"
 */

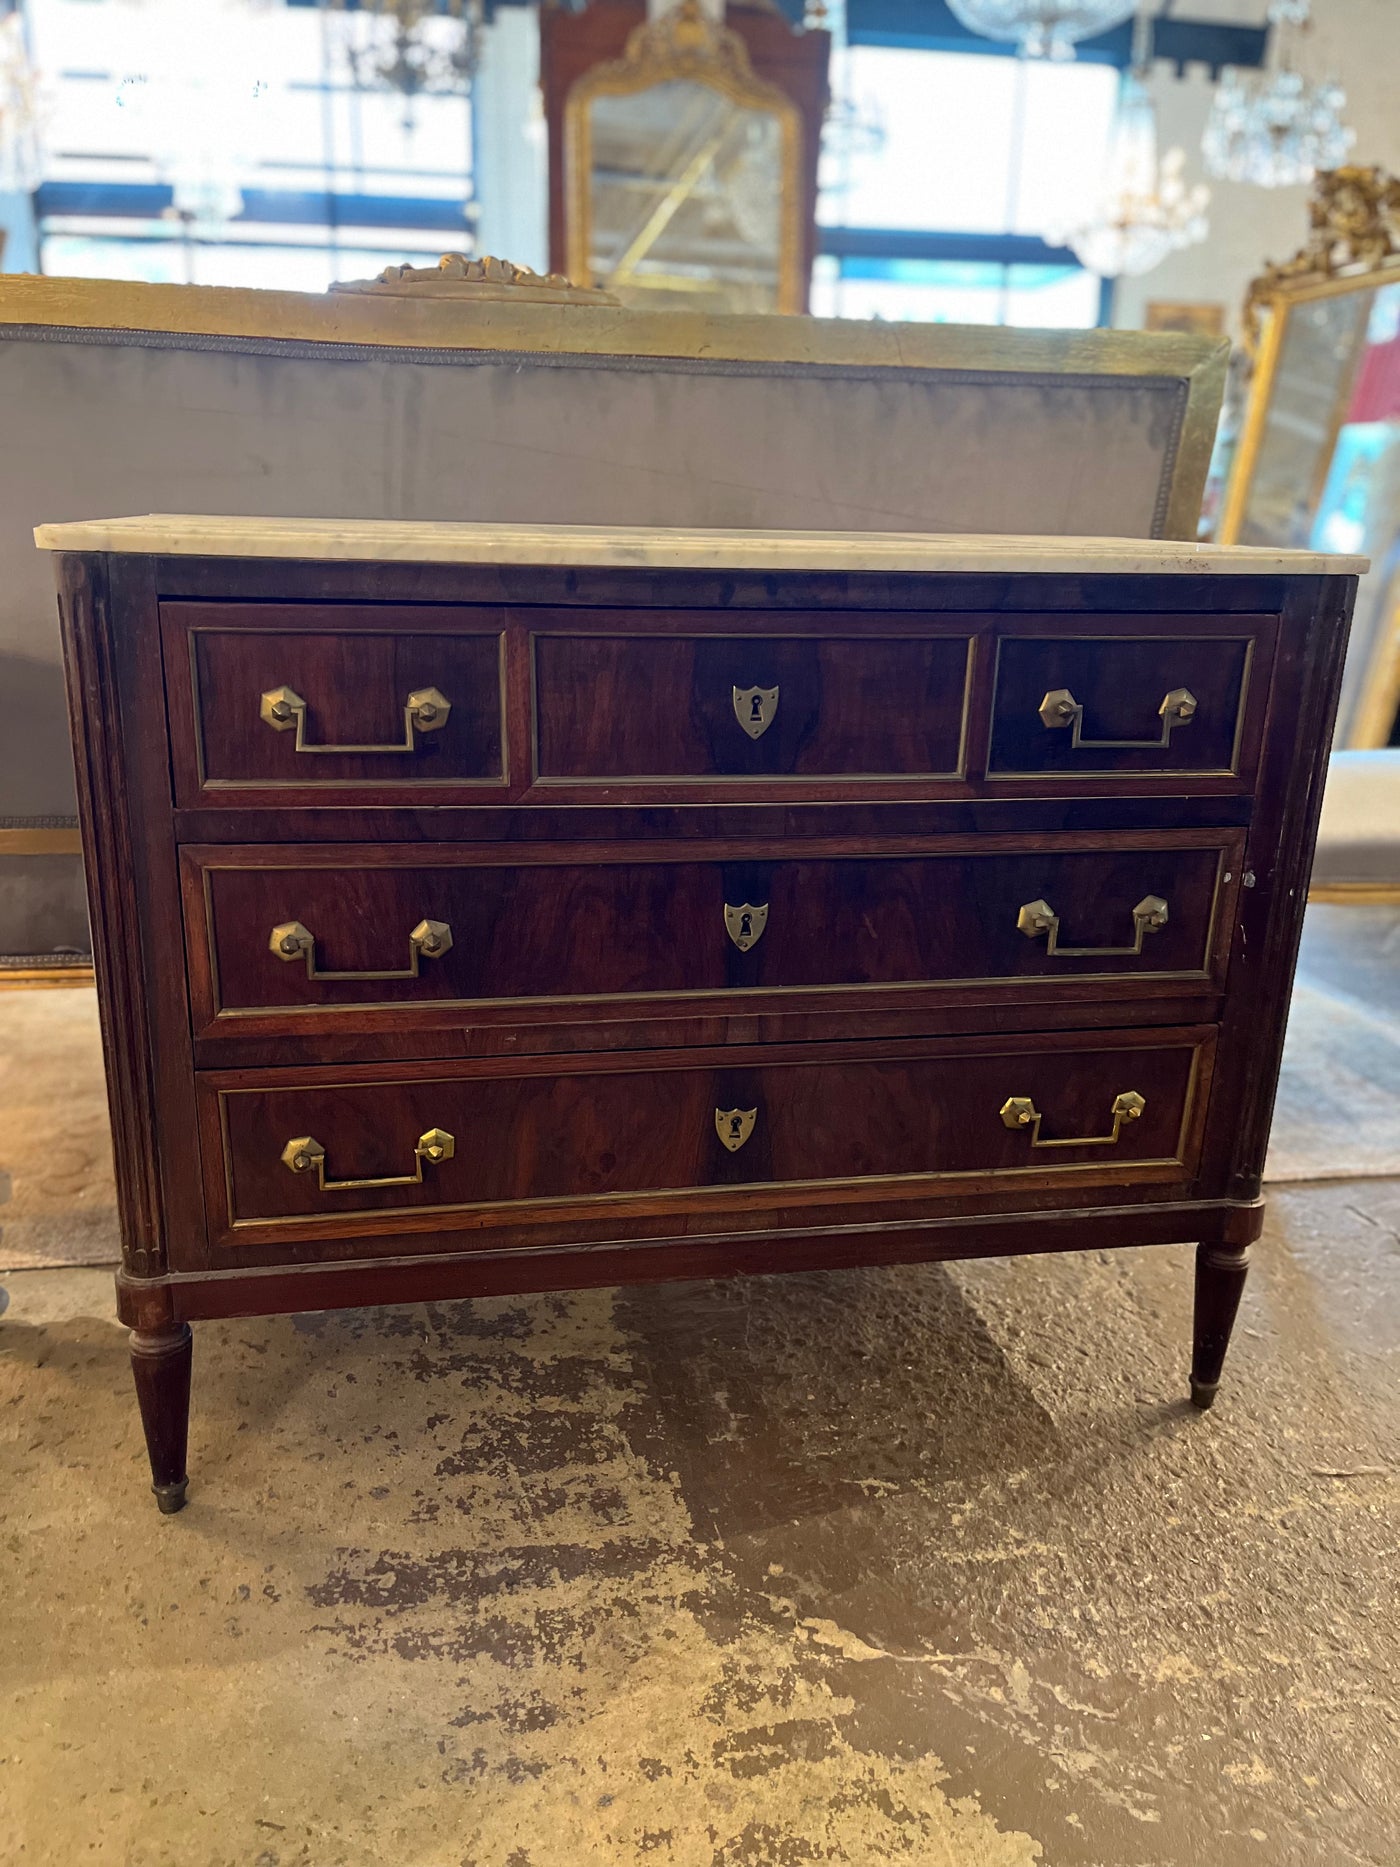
xmin=739 ymin=912 xmax=752 ymax=938
xmin=750 ymin=695 xmax=763 ymax=721
xmin=729 ymin=1116 xmax=742 ymax=1139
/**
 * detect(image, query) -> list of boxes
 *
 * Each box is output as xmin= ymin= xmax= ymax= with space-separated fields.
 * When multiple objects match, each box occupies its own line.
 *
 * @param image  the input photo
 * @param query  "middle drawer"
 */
xmin=182 ymin=832 xmax=1242 ymax=1037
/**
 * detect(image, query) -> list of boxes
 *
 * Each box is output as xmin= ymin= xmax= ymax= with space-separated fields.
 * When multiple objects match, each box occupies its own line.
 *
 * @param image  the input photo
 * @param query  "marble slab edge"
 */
xmin=32 ymin=517 xmax=1370 ymax=580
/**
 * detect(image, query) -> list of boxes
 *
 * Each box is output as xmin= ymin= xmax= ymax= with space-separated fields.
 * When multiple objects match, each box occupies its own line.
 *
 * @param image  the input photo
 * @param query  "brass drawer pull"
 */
xmin=724 ymin=902 xmax=769 ymax=950
xmin=260 ymin=683 xmax=451 ymax=752
xmin=1017 ymin=894 xmax=1167 ymax=957
xmin=716 ymin=1107 xmax=757 ymax=1151
xmin=733 ymin=684 xmax=779 ymax=740
xmin=1039 ymin=685 xmax=1197 ymax=749
xmin=1000 ymin=1090 xmax=1145 ymax=1147
xmin=281 ymin=1126 xmax=455 ymax=1190
xmin=269 ymin=917 xmax=452 ymax=980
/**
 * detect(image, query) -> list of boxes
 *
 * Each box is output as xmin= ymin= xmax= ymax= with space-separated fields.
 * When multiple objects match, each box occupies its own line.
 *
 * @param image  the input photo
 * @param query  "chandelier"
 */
xmin=0 ymin=6 xmax=44 ymax=194
xmin=325 ymin=0 xmax=483 ymax=135
xmin=1061 ymin=8 xmax=1209 ymax=277
xmin=1202 ymin=0 xmax=1352 ymax=189
xmin=945 ymin=0 xmax=1137 ymax=61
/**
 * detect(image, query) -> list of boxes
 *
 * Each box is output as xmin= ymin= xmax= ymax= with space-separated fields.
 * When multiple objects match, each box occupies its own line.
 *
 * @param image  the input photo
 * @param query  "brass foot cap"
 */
xmin=153 ymin=1477 xmax=189 ymax=1515
xmin=1189 ymin=1379 xmax=1220 ymax=1412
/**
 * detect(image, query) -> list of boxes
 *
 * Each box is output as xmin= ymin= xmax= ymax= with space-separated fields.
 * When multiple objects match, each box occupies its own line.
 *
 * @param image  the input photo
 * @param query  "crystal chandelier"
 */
xmin=0 ymin=5 xmax=45 ymax=194
xmin=1061 ymin=8 xmax=1209 ymax=277
xmin=325 ymin=0 xmax=483 ymax=136
xmin=945 ymin=0 xmax=1137 ymax=61
xmin=1202 ymin=0 xmax=1353 ymax=189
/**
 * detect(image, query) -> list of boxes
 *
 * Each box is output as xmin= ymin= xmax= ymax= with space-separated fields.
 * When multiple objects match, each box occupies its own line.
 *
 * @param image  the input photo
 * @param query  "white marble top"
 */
xmin=32 ymin=515 xmax=1369 ymax=577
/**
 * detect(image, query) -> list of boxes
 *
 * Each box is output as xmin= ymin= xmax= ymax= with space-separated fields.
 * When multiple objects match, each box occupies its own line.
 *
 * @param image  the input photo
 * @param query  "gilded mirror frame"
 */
xmin=563 ymin=0 xmax=805 ymax=314
xmin=1217 ymin=171 xmax=1400 ymax=548
xmin=1216 ymin=167 xmax=1400 ymax=747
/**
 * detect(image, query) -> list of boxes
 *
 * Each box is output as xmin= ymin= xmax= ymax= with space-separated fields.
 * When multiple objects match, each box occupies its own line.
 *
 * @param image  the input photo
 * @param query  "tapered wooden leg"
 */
xmin=129 ymin=1323 xmax=193 ymax=1513
xmin=1190 ymin=1244 xmax=1251 ymax=1410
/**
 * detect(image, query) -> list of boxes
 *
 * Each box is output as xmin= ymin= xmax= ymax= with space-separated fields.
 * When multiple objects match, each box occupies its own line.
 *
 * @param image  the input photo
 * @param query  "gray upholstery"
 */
xmin=1312 ymin=750 xmax=1400 ymax=891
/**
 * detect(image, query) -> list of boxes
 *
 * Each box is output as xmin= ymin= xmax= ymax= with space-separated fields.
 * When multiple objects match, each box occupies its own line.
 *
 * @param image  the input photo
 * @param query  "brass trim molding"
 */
xmin=986 ymin=634 xmax=1257 ymax=784
xmin=1307 ymin=882 xmax=1400 ymax=905
xmin=0 ymin=827 xmax=82 ymax=855
xmin=0 ymin=965 xmax=96 ymax=989
xmin=528 ymin=630 xmax=976 ymax=786
xmin=185 ymin=627 xmax=510 ymax=794
xmin=194 ymin=834 xmax=1235 ymax=1022
xmin=0 ymin=273 xmax=1226 ymax=374
xmin=213 ymin=1036 xmax=1206 ymax=1233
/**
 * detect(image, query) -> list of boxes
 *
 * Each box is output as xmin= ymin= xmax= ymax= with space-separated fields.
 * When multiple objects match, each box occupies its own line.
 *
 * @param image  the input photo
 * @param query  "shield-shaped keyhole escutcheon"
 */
xmin=715 ymin=1107 xmax=757 ymax=1152
xmin=733 ymin=685 xmax=779 ymax=741
xmin=724 ymin=902 xmax=769 ymax=951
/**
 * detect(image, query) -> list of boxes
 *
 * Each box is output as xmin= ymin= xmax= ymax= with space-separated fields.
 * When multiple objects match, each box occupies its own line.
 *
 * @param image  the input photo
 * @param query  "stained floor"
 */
xmin=3 ymin=909 xmax=1400 ymax=1866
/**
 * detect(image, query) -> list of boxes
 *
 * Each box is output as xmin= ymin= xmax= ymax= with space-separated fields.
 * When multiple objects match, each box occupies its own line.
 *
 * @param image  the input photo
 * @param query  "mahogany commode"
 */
xmin=38 ymin=516 xmax=1363 ymax=1511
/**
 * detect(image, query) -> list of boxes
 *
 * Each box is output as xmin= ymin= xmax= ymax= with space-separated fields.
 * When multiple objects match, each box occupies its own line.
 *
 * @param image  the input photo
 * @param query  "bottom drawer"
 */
xmin=199 ymin=1028 xmax=1213 ymax=1254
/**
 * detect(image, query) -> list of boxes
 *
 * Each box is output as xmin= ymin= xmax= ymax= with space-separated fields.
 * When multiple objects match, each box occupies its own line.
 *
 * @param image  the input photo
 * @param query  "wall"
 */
xmin=473 ymin=6 xmax=549 ymax=274
xmin=1115 ymin=0 xmax=1400 ymax=336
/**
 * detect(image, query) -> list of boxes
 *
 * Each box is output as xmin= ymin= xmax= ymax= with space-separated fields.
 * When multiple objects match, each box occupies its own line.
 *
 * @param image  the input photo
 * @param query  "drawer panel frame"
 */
xmin=985 ymin=618 xmax=1274 ymax=783
xmin=179 ymin=829 xmax=1246 ymax=1044
xmin=195 ymin=1025 xmax=1217 ymax=1259
xmin=515 ymin=606 xmax=1279 ymax=804
xmin=158 ymin=594 xmax=1281 ymax=809
xmin=161 ymin=602 xmax=513 ymax=807
xmin=528 ymin=620 xmax=976 ymax=787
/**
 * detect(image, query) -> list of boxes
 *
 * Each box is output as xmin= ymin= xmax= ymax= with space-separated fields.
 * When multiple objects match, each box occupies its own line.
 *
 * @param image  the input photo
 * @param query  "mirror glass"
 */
xmin=1239 ymin=280 xmax=1400 ymax=741
xmin=1241 ymin=283 xmax=1400 ymax=551
xmin=585 ymin=78 xmax=785 ymax=312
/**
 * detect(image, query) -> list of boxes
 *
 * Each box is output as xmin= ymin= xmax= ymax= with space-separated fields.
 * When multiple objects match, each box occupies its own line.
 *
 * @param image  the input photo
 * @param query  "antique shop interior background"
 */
xmin=6 ymin=1 xmax=1400 ymax=1864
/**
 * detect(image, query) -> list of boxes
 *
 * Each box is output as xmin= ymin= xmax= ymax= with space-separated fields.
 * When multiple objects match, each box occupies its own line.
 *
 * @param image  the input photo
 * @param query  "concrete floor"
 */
xmin=3 ymin=911 xmax=1400 ymax=1866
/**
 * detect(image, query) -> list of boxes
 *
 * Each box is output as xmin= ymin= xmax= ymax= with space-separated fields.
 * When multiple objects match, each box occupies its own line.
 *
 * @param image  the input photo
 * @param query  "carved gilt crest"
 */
xmin=1243 ymin=164 xmax=1400 ymax=353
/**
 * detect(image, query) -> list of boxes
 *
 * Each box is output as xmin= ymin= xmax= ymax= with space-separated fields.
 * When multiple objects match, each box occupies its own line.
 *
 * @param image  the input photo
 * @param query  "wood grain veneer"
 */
xmin=49 ymin=544 xmax=1357 ymax=1507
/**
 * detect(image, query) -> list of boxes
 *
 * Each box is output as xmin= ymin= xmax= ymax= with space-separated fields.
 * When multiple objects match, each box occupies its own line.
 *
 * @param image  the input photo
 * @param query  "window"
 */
xmin=815 ymin=45 xmax=1119 ymax=326
xmin=26 ymin=0 xmax=474 ymax=290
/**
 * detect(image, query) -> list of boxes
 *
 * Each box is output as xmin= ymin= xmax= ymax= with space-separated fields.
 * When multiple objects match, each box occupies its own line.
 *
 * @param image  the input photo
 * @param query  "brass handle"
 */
xmin=260 ymin=683 xmax=450 ymax=753
xmin=1017 ymin=894 xmax=1167 ymax=957
xmin=715 ymin=1107 xmax=757 ymax=1152
xmin=1000 ymin=1091 xmax=1145 ymax=1148
xmin=281 ymin=1126 xmax=455 ymax=1190
xmin=1038 ymin=686 xmax=1197 ymax=749
xmin=269 ymin=918 xmax=452 ymax=980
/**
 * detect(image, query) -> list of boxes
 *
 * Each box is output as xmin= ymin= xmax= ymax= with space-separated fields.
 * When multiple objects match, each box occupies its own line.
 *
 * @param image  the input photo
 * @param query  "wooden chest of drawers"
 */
xmin=40 ymin=517 xmax=1362 ymax=1511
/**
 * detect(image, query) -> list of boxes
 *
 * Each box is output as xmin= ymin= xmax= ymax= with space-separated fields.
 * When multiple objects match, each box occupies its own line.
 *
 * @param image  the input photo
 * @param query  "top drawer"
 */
xmin=160 ymin=600 xmax=1276 ymax=807
xmin=162 ymin=604 xmax=507 ymax=806
xmin=531 ymin=627 xmax=973 ymax=788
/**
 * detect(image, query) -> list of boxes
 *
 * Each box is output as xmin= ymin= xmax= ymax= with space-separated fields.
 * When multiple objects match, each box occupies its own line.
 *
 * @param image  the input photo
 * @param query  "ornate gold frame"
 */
xmin=561 ymin=0 xmax=805 ymax=314
xmin=1217 ymin=165 xmax=1400 ymax=548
